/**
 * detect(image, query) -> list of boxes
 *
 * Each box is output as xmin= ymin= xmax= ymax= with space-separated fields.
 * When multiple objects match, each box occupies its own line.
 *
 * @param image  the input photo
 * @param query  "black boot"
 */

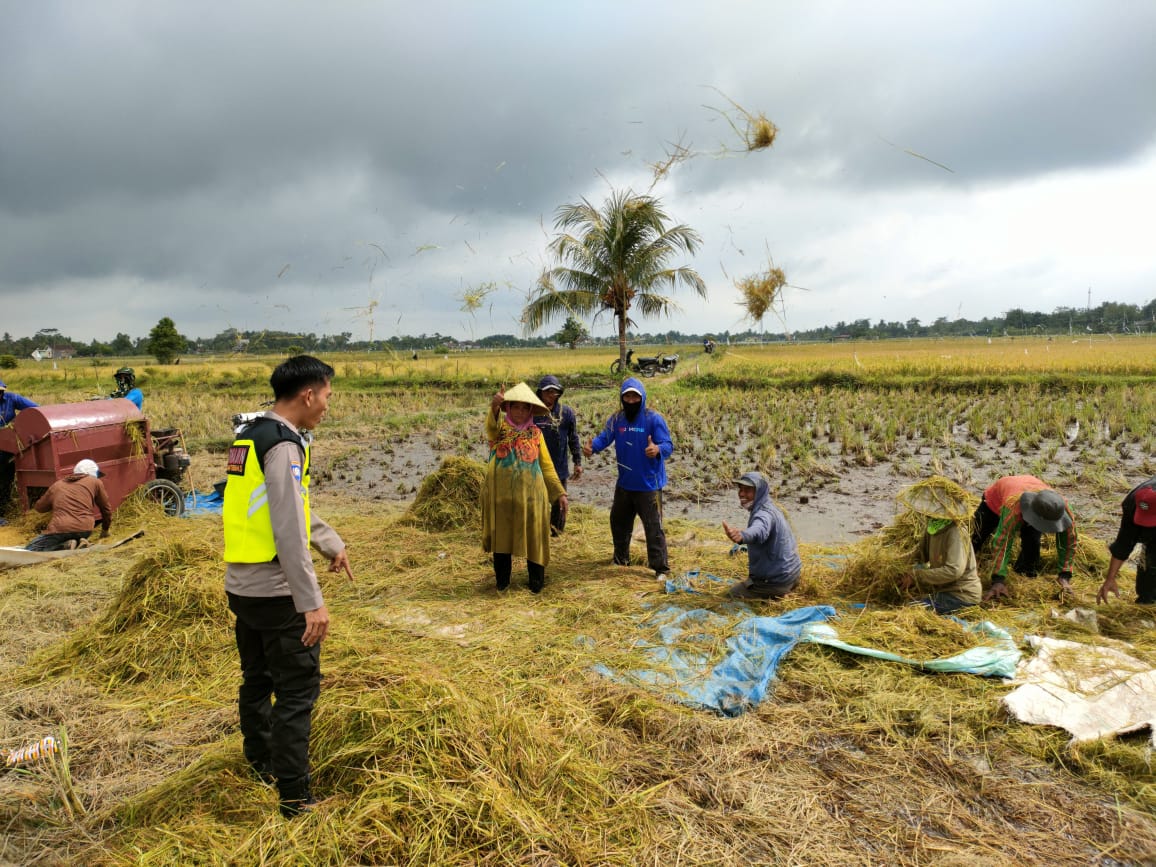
xmin=279 ymin=793 xmax=319 ymax=818
xmin=494 ymin=553 xmax=512 ymax=591
xmin=528 ymin=562 xmax=545 ymax=594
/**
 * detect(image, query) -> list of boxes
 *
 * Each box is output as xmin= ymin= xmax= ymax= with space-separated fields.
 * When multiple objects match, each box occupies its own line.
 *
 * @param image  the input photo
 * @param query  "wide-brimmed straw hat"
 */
xmin=500 ymin=382 xmax=548 ymax=412
xmin=897 ymin=478 xmax=972 ymax=521
xmin=1019 ymin=489 xmax=1072 ymax=533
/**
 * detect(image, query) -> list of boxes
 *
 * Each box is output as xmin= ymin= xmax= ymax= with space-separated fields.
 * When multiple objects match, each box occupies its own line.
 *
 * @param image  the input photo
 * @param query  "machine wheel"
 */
xmin=610 ymin=359 xmax=623 ymax=375
xmin=142 ymin=479 xmax=185 ymax=517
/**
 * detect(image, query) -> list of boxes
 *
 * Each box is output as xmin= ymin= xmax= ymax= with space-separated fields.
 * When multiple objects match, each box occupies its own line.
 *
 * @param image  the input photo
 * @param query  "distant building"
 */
xmin=30 ymin=346 xmax=75 ymax=361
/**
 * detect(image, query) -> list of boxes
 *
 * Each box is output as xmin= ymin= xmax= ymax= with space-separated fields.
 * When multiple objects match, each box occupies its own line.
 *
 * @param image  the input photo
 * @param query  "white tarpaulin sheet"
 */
xmin=1003 ymin=635 xmax=1156 ymax=745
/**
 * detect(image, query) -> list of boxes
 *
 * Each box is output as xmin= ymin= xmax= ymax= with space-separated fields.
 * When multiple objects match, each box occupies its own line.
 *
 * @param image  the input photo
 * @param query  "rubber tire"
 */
xmin=610 ymin=359 xmax=623 ymax=375
xmin=142 ymin=479 xmax=185 ymax=517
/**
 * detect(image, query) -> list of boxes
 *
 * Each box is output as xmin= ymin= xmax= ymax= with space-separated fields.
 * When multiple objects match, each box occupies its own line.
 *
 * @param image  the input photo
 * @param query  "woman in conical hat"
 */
xmin=481 ymin=382 xmax=568 ymax=594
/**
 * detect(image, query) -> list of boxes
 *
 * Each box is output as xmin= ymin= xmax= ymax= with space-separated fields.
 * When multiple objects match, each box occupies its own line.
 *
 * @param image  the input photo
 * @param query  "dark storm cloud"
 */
xmin=0 ymin=0 xmax=1153 ymax=339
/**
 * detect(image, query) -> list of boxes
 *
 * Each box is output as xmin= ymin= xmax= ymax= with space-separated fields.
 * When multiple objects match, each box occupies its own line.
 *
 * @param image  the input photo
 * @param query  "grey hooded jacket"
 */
xmin=737 ymin=471 xmax=802 ymax=585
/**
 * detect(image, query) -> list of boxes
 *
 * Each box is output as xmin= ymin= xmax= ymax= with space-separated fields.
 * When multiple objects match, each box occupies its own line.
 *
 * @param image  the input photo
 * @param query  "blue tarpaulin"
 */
xmin=591 ymin=581 xmax=836 ymax=716
xmin=800 ymin=618 xmax=1020 ymax=679
xmin=182 ymin=490 xmax=224 ymax=516
xmin=589 ymin=569 xmax=1022 ymax=714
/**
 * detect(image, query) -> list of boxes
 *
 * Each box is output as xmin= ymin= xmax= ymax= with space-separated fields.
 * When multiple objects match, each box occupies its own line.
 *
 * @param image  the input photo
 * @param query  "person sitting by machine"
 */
xmin=109 ymin=367 xmax=143 ymax=410
xmin=26 ymin=459 xmax=112 ymax=551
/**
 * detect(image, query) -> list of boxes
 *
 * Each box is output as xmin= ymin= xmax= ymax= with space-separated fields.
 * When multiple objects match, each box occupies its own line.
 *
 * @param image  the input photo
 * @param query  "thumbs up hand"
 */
xmin=490 ymin=389 xmax=505 ymax=418
xmin=645 ymin=435 xmax=660 ymax=459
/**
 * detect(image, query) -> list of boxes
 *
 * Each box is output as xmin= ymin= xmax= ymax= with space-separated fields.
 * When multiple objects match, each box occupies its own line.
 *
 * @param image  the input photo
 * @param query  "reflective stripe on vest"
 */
xmin=222 ymin=419 xmax=311 ymax=563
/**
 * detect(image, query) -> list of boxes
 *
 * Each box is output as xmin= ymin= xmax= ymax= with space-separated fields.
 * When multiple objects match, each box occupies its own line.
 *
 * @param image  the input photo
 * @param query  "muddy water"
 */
xmin=310 ymin=435 xmax=944 ymax=545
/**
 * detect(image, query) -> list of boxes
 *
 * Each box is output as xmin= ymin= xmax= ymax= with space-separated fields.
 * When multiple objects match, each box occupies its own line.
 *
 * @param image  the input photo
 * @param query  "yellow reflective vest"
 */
xmin=223 ymin=418 xmax=311 ymax=563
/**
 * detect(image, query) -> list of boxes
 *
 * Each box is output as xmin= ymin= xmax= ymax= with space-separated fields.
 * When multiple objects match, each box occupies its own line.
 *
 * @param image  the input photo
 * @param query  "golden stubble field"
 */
xmin=2 ymin=336 xmax=1156 ymax=865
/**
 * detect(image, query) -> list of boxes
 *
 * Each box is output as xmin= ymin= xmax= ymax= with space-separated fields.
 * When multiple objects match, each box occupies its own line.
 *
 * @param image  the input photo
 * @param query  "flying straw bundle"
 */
xmin=736 ymin=266 xmax=787 ymax=324
xmin=747 ymin=114 xmax=778 ymax=151
xmin=401 ymin=456 xmax=486 ymax=532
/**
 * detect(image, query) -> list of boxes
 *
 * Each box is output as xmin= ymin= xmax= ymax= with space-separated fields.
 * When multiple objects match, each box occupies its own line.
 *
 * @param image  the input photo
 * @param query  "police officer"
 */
xmin=223 ymin=355 xmax=353 ymax=818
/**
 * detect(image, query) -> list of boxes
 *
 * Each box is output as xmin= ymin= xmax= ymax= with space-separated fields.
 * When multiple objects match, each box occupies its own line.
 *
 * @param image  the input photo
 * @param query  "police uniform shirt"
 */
xmin=224 ymin=411 xmax=344 ymax=612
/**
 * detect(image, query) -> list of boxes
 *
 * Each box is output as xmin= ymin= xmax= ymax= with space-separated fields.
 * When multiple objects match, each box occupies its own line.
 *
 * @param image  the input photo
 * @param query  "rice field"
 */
xmin=2 ymin=336 xmax=1156 ymax=864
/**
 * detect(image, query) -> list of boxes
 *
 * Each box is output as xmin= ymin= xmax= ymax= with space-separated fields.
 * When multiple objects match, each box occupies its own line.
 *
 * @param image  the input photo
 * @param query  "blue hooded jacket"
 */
xmin=590 ymin=377 xmax=672 ymax=492
xmin=737 ymin=471 xmax=802 ymax=584
xmin=0 ymin=386 xmax=38 ymax=427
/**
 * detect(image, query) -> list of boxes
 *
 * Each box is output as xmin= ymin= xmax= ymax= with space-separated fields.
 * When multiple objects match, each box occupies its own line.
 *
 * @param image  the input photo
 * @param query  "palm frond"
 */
xmin=523 ymin=188 xmax=707 ymax=336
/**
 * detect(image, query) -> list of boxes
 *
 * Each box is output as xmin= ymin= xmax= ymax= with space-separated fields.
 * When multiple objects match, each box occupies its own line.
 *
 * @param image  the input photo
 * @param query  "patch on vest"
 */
xmin=227 ymin=444 xmax=250 ymax=475
xmin=290 ymin=460 xmax=303 ymax=483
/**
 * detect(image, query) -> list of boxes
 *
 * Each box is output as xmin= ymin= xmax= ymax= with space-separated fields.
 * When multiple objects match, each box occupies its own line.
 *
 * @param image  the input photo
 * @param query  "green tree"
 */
xmin=110 ymin=332 xmax=134 ymax=354
xmin=522 ymin=189 xmax=706 ymax=371
xmin=148 ymin=317 xmax=186 ymax=364
xmin=554 ymin=315 xmax=589 ymax=349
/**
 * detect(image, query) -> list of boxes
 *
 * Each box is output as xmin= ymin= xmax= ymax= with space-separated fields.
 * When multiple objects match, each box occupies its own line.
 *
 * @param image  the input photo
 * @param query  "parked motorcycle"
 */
xmin=610 ymin=349 xmax=678 ymax=377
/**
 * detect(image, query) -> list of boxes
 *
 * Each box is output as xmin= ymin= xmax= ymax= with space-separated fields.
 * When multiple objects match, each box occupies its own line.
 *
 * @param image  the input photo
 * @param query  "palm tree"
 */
xmin=522 ymin=190 xmax=706 ymax=372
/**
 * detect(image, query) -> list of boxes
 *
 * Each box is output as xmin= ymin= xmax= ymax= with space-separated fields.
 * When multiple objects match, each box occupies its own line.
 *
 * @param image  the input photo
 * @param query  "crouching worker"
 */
xmin=1097 ymin=476 xmax=1156 ymax=605
xmin=896 ymin=481 xmax=981 ymax=615
xmin=973 ymin=475 xmax=1076 ymax=602
xmin=723 ymin=472 xmax=801 ymax=599
xmin=27 ymin=459 xmax=111 ymax=551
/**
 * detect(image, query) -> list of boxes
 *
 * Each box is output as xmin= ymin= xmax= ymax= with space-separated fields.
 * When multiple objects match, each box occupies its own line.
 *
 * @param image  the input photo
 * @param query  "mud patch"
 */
xmin=311 ymin=432 xmax=1138 ymax=546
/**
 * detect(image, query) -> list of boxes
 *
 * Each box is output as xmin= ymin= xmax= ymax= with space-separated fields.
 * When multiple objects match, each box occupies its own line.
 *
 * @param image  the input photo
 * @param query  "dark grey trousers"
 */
xmin=609 ymin=486 xmax=669 ymax=573
xmin=227 ymin=592 xmax=321 ymax=802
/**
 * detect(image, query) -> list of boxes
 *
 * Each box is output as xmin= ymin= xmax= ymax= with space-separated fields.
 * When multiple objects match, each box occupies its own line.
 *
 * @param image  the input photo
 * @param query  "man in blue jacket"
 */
xmin=583 ymin=378 xmax=673 ymax=580
xmin=0 ymin=380 xmax=38 ymax=516
xmin=723 ymin=471 xmax=802 ymax=599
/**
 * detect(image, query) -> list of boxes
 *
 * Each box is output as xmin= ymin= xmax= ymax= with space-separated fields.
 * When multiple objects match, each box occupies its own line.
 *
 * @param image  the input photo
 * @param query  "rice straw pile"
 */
xmin=3 ymin=481 xmax=1156 ymax=864
xmin=831 ymin=605 xmax=990 ymax=658
xmin=400 ymin=455 xmax=485 ymax=531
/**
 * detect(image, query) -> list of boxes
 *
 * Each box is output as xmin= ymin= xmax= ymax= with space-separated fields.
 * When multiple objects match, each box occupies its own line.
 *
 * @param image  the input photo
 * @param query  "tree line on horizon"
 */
xmin=2 ymin=298 xmax=1152 ymax=363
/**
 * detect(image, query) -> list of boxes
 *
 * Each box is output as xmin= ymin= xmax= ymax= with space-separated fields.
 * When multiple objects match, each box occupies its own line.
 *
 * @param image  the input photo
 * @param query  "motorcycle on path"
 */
xmin=610 ymin=349 xmax=679 ymax=378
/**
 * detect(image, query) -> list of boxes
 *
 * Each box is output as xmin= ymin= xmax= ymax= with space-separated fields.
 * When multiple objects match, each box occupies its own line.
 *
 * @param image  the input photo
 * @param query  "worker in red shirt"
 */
xmin=972 ymin=474 xmax=1077 ymax=601
xmin=27 ymin=459 xmax=112 ymax=551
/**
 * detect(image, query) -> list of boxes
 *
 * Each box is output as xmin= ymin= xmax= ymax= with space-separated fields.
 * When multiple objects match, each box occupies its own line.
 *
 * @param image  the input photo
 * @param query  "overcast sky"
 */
xmin=3 ymin=1 xmax=1155 ymax=344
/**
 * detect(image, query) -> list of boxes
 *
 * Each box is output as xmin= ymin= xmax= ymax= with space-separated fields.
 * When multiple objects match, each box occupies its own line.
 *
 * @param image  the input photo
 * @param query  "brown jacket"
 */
xmin=914 ymin=522 xmax=982 ymax=605
xmin=33 ymin=473 xmax=112 ymax=535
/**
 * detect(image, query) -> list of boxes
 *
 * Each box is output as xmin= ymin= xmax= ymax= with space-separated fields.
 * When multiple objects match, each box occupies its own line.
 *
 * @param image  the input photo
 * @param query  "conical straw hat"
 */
xmin=896 ymin=477 xmax=973 ymax=521
xmin=500 ymin=382 xmax=548 ymax=412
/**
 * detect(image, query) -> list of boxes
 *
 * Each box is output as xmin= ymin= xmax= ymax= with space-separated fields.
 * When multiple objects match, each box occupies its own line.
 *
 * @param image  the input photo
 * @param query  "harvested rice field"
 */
xmin=3 ymin=337 xmax=1156 ymax=865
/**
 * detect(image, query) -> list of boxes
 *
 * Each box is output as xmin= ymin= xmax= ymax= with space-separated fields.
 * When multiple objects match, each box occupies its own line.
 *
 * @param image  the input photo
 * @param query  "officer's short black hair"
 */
xmin=270 ymin=355 xmax=335 ymax=400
